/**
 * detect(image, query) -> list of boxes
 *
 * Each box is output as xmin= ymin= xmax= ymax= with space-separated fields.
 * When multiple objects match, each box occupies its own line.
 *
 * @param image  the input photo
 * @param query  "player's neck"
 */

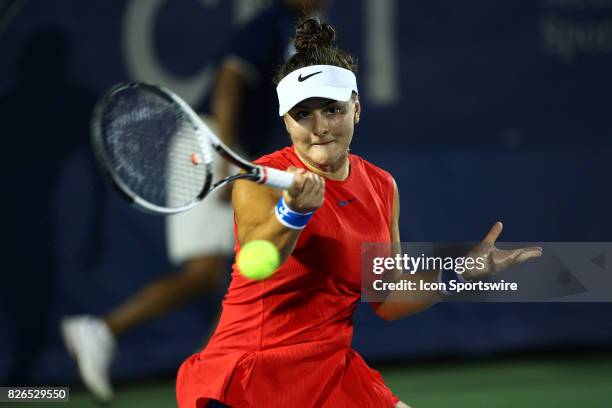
xmin=296 ymin=151 xmax=350 ymax=181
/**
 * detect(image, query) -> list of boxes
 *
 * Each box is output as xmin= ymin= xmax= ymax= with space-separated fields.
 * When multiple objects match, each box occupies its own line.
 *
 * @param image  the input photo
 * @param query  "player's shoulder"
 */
xmin=350 ymin=153 xmax=395 ymax=188
xmin=254 ymin=146 xmax=298 ymax=170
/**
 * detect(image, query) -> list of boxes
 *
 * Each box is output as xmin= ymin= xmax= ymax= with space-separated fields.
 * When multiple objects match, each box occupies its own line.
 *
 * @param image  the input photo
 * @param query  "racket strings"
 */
xmin=100 ymin=87 xmax=211 ymax=209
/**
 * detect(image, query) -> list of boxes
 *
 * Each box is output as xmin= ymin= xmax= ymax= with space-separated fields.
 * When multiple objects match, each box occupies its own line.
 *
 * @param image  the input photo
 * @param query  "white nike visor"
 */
xmin=276 ymin=65 xmax=358 ymax=116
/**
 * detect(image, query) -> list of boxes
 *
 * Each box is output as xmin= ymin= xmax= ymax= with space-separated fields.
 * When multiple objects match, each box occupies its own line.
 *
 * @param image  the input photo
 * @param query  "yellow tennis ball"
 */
xmin=237 ymin=240 xmax=280 ymax=280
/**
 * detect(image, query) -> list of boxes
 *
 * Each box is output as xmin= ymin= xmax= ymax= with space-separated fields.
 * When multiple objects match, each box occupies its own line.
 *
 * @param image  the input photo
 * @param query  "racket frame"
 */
xmin=91 ymin=82 xmax=291 ymax=215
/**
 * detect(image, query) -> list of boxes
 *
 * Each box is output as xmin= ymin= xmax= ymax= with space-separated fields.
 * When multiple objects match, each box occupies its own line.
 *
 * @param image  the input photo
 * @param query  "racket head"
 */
xmin=91 ymin=83 xmax=215 ymax=214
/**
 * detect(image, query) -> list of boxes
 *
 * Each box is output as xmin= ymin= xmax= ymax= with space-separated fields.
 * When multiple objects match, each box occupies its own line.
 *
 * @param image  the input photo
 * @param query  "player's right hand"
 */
xmin=283 ymin=166 xmax=325 ymax=213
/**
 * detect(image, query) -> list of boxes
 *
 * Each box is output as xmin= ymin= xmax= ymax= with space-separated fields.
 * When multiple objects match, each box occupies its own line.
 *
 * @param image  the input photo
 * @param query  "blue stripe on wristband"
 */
xmin=274 ymin=197 xmax=314 ymax=230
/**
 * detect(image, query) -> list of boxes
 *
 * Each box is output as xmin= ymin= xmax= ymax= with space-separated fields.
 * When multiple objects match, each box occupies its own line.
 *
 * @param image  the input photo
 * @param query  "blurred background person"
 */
xmin=59 ymin=0 xmax=328 ymax=402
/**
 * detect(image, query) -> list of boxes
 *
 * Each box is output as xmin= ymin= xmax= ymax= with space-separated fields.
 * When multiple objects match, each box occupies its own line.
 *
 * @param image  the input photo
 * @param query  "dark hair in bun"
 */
xmin=274 ymin=17 xmax=357 ymax=85
xmin=293 ymin=17 xmax=336 ymax=52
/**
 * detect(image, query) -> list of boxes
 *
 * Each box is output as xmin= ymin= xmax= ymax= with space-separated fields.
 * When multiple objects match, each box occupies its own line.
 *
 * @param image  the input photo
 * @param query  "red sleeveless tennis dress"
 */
xmin=176 ymin=146 xmax=399 ymax=408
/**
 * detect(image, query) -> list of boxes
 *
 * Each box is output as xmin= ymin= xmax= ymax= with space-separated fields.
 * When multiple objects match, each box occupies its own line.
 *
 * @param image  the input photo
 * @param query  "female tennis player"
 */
xmin=176 ymin=18 xmax=541 ymax=408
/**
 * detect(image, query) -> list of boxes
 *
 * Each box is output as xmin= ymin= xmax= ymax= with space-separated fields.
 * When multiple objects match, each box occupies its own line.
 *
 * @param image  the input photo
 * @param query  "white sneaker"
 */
xmin=61 ymin=315 xmax=116 ymax=402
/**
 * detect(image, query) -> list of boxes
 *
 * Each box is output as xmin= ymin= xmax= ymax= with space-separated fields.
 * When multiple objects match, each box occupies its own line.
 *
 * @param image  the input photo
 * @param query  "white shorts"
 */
xmin=165 ymin=188 xmax=235 ymax=266
xmin=165 ymin=115 xmax=236 ymax=266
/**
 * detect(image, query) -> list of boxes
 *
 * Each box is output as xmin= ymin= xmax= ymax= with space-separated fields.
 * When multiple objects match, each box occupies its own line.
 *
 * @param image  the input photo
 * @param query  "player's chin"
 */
xmin=310 ymin=141 xmax=343 ymax=153
xmin=309 ymin=144 xmax=343 ymax=163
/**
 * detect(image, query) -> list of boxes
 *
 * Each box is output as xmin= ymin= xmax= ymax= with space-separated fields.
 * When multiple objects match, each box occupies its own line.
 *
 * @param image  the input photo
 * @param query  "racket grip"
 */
xmin=258 ymin=166 xmax=295 ymax=190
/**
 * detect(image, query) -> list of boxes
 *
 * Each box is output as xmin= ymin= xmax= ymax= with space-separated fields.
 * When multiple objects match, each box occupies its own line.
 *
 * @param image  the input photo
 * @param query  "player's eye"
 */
xmin=296 ymin=111 xmax=311 ymax=119
xmin=326 ymin=106 xmax=342 ymax=115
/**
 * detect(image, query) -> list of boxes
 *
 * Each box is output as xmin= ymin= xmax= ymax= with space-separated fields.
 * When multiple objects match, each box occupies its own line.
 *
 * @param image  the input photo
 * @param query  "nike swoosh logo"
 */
xmin=298 ymin=71 xmax=323 ymax=82
xmin=338 ymin=198 xmax=356 ymax=207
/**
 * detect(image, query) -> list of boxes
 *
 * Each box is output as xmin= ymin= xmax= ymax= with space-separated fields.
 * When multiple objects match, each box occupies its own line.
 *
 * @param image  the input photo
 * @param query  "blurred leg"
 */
xmin=61 ymin=180 xmax=232 ymax=401
xmin=61 ymin=254 xmax=226 ymax=402
xmin=104 ymin=254 xmax=225 ymax=337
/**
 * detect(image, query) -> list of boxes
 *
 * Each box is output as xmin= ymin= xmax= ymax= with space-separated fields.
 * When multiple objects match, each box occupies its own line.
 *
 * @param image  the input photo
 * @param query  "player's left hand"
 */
xmin=461 ymin=221 xmax=542 ymax=281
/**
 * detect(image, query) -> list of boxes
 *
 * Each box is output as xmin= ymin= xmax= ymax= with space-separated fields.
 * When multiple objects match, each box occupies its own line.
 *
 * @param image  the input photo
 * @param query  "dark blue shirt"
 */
xmin=201 ymin=1 xmax=298 ymax=158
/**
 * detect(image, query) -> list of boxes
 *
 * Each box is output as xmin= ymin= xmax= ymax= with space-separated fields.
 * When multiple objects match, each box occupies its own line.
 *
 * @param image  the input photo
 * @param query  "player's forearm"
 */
xmin=374 ymin=271 xmax=442 ymax=320
xmin=240 ymin=217 xmax=302 ymax=264
xmin=375 ymin=300 xmax=435 ymax=321
xmin=235 ymin=170 xmax=322 ymax=265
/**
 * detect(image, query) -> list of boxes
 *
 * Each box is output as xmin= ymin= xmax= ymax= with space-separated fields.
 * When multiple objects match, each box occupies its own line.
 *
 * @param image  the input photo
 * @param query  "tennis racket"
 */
xmin=91 ymin=82 xmax=294 ymax=215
